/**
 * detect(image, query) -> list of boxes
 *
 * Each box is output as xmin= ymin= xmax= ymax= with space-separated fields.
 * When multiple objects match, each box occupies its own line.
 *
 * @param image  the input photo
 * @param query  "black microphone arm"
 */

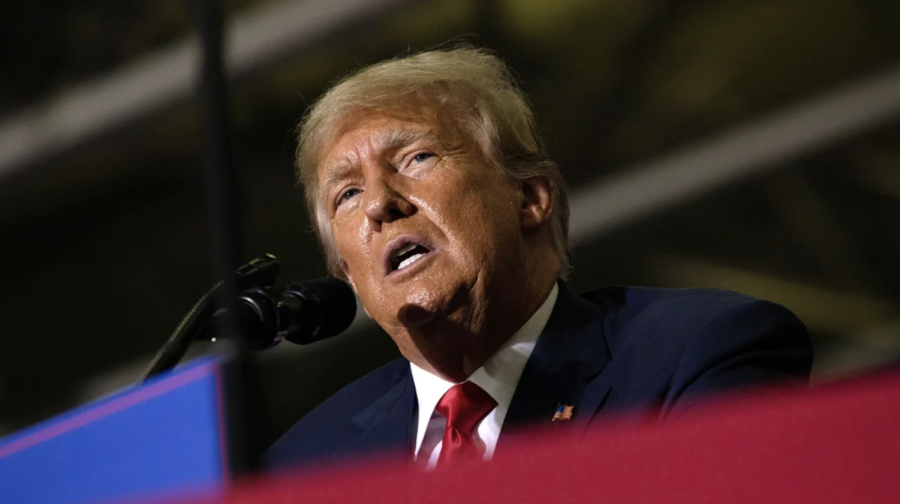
xmin=137 ymin=254 xmax=357 ymax=384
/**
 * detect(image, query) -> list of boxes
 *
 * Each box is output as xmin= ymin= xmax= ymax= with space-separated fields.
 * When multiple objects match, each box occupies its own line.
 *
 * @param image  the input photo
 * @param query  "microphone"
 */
xmin=211 ymin=277 xmax=358 ymax=351
xmin=139 ymin=255 xmax=356 ymax=383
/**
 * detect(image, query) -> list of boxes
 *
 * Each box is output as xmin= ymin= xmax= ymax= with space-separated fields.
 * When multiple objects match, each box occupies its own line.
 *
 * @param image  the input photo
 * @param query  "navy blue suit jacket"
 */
xmin=266 ymin=282 xmax=813 ymax=469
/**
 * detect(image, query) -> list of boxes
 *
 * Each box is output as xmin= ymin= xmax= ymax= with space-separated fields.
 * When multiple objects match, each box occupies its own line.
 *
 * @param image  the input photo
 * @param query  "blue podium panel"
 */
xmin=0 ymin=358 xmax=229 ymax=504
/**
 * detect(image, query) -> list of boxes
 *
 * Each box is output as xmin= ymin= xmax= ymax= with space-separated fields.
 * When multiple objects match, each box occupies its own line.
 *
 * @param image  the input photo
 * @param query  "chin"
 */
xmin=396 ymin=302 xmax=441 ymax=328
xmin=393 ymin=276 xmax=465 ymax=328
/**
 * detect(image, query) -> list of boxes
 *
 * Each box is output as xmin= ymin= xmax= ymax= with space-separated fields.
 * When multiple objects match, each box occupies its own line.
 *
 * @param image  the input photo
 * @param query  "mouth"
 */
xmin=385 ymin=237 xmax=433 ymax=276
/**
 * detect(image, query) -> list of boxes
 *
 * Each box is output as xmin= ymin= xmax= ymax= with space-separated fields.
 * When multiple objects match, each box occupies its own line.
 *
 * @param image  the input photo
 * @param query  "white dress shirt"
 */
xmin=409 ymin=284 xmax=559 ymax=469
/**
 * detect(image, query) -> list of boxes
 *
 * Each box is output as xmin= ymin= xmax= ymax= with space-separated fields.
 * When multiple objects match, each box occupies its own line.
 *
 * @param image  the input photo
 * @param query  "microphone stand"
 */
xmin=136 ymin=251 xmax=356 ymax=477
xmin=135 ymin=253 xmax=280 ymax=478
xmin=190 ymin=0 xmax=262 ymax=475
xmin=135 ymin=254 xmax=281 ymax=385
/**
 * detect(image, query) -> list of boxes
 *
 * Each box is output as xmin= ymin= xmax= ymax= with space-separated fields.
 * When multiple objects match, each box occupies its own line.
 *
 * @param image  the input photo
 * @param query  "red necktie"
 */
xmin=435 ymin=381 xmax=497 ymax=466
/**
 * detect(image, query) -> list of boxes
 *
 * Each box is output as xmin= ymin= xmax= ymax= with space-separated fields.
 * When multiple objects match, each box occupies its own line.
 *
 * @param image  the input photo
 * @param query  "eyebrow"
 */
xmin=378 ymin=127 xmax=441 ymax=153
xmin=317 ymin=127 xmax=442 ymax=202
xmin=319 ymin=163 xmax=356 ymax=205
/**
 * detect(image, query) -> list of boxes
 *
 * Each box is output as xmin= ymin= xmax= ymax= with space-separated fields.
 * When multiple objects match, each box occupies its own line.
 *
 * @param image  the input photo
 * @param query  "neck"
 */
xmin=410 ymin=265 xmax=558 ymax=382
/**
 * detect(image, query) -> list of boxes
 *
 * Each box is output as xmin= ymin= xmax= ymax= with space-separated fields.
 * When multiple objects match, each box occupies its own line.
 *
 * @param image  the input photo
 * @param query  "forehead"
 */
xmin=324 ymin=107 xmax=448 ymax=153
xmin=315 ymin=107 xmax=466 ymax=184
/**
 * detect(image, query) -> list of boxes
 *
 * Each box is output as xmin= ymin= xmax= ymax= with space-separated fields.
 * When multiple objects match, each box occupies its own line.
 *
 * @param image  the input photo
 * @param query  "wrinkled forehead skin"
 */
xmin=335 ymin=87 xmax=492 ymax=151
xmin=316 ymin=102 xmax=487 ymax=188
xmin=306 ymin=80 xmax=499 ymax=197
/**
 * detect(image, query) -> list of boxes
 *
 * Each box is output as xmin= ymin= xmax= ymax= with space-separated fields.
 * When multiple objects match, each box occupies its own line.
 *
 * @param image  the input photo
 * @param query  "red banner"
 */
xmin=201 ymin=371 xmax=900 ymax=504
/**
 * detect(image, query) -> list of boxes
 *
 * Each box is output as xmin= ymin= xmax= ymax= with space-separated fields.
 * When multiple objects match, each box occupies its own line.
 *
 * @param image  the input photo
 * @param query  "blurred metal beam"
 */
xmin=812 ymin=320 xmax=900 ymax=383
xmin=0 ymin=0 xmax=422 ymax=183
xmin=651 ymin=254 xmax=894 ymax=336
xmin=569 ymin=65 xmax=900 ymax=244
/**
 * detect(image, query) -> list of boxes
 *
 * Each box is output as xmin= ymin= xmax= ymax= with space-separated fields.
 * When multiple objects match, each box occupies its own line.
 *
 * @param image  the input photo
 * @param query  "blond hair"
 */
xmin=296 ymin=46 xmax=571 ymax=278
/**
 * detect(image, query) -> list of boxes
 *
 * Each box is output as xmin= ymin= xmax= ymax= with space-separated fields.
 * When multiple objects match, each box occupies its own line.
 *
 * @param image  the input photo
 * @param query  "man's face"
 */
xmin=316 ymin=106 xmax=528 ymax=378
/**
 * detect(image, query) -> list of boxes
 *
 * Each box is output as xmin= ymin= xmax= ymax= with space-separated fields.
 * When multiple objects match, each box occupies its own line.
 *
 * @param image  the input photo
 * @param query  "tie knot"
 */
xmin=436 ymin=381 xmax=497 ymax=435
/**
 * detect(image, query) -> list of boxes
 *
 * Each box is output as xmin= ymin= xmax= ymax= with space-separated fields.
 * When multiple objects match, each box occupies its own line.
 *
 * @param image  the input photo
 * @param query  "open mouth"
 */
xmin=389 ymin=242 xmax=431 ymax=272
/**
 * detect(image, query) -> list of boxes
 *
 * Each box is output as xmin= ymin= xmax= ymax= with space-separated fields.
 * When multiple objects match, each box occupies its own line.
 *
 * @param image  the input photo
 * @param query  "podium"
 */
xmin=0 ymin=358 xmax=232 ymax=504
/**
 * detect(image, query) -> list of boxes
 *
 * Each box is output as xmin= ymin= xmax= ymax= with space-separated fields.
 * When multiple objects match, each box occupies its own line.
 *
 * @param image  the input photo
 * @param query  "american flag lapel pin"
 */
xmin=552 ymin=402 xmax=574 ymax=421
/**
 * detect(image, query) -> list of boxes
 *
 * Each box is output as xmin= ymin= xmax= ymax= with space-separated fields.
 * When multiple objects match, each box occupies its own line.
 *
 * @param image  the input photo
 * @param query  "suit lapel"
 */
xmin=334 ymin=366 xmax=416 ymax=462
xmin=499 ymin=281 xmax=613 ymax=447
xmin=333 ymin=282 xmax=613 ymax=459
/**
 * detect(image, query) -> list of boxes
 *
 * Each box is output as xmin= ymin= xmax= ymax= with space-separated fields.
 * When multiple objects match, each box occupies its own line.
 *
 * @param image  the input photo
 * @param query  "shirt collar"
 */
xmin=409 ymin=283 xmax=559 ymax=450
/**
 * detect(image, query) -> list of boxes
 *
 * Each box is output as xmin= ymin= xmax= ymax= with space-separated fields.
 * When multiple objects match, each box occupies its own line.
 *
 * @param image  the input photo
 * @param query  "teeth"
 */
xmin=397 ymin=252 xmax=425 ymax=270
xmin=395 ymin=243 xmax=417 ymax=257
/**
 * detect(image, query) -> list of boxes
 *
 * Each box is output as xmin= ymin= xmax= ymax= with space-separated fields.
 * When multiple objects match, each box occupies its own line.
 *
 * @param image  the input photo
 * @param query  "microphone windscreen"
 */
xmin=284 ymin=277 xmax=357 ymax=344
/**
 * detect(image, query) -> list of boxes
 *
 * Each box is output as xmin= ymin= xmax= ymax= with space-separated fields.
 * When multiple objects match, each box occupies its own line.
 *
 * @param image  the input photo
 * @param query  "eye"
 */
xmin=336 ymin=188 xmax=361 ymax=208
xmin=412 ymin=152 xmax=435 ymax=163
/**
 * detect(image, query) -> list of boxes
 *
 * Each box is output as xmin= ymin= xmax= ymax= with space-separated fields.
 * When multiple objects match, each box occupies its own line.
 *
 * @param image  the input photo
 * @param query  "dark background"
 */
xmin=1 ymin=0 xmax=898 ymax=446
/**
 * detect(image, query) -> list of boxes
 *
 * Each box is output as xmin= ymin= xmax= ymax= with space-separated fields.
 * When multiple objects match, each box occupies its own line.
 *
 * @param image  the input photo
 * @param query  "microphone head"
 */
xmin=283 ymin=277 xmax=357 ymax=344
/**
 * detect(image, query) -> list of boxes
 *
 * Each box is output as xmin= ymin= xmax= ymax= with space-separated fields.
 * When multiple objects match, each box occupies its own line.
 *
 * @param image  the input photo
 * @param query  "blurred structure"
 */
xmin=0 ymin=0 xmax=898 ymax=448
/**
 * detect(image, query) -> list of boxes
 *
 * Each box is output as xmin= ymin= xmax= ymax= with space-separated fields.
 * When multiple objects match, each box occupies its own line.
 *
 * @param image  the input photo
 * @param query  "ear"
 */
xmin=519 ymin=176 xmax=554 ymax=232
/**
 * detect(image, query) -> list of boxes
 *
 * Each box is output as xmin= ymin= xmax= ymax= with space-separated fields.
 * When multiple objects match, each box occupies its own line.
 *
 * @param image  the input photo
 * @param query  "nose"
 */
xmin=362 ymin=174 xmax=415 ymax=230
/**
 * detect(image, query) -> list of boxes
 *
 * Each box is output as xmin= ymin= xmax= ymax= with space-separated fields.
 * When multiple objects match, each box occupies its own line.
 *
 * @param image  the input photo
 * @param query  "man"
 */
xmin=266 ymin=47 xmax=812 ymax=469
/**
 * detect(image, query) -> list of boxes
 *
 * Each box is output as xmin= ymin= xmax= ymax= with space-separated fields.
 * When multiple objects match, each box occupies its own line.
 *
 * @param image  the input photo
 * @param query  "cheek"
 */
xmin=331 ymin=215 xmax=372 ymax=274
xmin=448 ymin=179 xmax=519 ymax=248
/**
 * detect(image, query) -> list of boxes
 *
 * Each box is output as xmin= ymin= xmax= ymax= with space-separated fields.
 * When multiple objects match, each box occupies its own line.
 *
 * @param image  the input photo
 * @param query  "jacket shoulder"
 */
xmin=264 ymin=357 xmax=410 ymax=469
xmin=581 ymin=286 xmax=763 ymax=352
xmin=580 ymin=285 xmax=811 ymax=416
